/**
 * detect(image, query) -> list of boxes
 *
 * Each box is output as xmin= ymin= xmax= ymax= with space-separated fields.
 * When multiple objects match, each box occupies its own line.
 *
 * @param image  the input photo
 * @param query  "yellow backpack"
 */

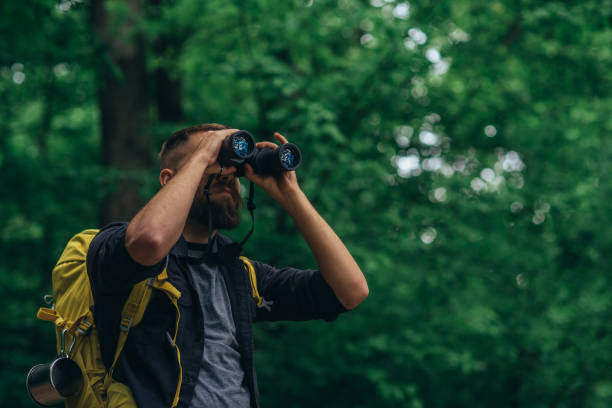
xmin=36 ymin=229 xmax=263 ymax=407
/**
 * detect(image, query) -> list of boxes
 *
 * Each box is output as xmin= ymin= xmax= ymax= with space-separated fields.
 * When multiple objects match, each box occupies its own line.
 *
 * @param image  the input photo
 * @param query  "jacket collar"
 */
xmin=170 ymin=232 xmax=234 ymax=259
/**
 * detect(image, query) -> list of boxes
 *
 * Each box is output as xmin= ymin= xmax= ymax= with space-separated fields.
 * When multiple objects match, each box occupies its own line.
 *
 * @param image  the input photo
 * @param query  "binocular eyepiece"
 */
xmin=218 ymin=130 xmax=302 ymax=175
xmin=218 ymin=130 xmax=257 ymax=166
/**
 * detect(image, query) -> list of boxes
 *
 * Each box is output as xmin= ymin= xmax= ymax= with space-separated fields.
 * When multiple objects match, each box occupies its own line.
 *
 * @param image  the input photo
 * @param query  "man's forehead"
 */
xmin=186 ymin=130 xmax=214 ymax=146
xmin=178 ymin=132 xmax=203 ymax=153
xmin=167 ymin=134 xmax=199 ymax=169
xmin=173 ymin=131 xmax=218 ymax=167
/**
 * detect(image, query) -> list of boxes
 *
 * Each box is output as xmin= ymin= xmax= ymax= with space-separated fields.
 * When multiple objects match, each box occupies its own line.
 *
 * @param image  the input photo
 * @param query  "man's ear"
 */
xmin=160 ymin=169 xmax=175 ymax=187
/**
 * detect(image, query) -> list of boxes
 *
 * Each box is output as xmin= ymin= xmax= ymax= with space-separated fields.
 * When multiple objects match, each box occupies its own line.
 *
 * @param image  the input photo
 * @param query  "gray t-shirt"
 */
xmin=187 ymin=245 xmax=251 ymax=408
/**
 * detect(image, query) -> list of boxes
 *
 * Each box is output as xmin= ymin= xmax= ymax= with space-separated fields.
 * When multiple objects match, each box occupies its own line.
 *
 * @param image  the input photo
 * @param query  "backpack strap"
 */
xmin=104 ymin=274 xmax=157 ymax=384
xmin=239 ymin=256 xmax=273 ymax=311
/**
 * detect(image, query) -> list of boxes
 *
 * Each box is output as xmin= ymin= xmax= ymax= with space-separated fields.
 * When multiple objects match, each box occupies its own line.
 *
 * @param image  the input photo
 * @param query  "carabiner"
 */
xmin=60 ymin=329 xmax=77 ymax=358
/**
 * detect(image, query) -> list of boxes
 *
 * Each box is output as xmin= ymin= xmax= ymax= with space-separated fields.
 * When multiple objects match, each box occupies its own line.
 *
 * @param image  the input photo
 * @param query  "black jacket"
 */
xmin=87 ymin=223 xmax=346 ymax=407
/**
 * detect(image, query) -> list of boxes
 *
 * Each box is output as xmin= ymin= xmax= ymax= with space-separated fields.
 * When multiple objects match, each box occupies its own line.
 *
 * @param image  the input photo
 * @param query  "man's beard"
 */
xmin=188 ymin=179 xmax=243 ymax=230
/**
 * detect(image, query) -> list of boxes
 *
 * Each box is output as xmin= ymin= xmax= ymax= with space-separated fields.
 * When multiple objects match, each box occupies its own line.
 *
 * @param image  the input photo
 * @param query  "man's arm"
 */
xmin=125 ymin=129 xmax=238 ymax=265
xmin=251 ymin=260 xmax=347 ymax=322
xmin=245 ymin=133 xmax=369 ymax=310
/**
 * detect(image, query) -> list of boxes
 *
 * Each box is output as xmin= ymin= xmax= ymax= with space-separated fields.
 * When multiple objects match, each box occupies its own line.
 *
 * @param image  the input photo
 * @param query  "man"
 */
xmin=86 ymin=123 xmax=368 ymax=407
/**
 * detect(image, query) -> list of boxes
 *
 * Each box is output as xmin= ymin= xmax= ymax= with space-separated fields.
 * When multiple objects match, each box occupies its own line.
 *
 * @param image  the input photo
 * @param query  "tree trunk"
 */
xmin=92 ymin=0 xmax=151 ymax=225
xmin=155 ymin=67 xmax=183 ymax=122
xmin=149 ymin=0 xmax=184 ymax=123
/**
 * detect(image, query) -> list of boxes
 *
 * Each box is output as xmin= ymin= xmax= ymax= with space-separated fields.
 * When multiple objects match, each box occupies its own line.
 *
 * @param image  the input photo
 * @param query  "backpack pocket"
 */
xmin=106 ymin=381 xmax=137 ymax=408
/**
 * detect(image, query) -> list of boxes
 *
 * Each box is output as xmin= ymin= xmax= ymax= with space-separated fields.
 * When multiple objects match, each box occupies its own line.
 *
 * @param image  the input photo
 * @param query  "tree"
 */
xmin=3 ymin=0 xmax=612 ymax=407
xmin=92 ymin=0 xmax=153 ymax=224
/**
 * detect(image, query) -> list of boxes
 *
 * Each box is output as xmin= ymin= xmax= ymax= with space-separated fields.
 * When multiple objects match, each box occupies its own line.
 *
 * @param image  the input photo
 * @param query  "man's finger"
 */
xmin=220 ymin=165 xmax=237 ymax=176
xmin=215 ymin=128 xmax=240 ymax=137
xmin=274 ymin=132 xmax=288 ymax=144
xmin=243 ymin=164 xmax=263 ymax=183
xmin=198 ymin=128 xmax=240 ymax=144
xmin=256 ymin=141 xmax=278 ymax=150
xmin=204 ymin=162 xmax=222 ymax=174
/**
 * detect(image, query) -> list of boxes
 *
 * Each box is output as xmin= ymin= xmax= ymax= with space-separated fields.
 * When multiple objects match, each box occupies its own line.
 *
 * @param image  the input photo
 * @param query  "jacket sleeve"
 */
xmin=86 ymin=222 xmax=167 ymax=295
xmin=251 ymin=260 xmax=347 ymax=323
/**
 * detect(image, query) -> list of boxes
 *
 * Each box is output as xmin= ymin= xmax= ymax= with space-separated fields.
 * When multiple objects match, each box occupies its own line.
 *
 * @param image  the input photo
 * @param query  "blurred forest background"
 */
xmin=2 ymin=0 xmax=612 ymax=406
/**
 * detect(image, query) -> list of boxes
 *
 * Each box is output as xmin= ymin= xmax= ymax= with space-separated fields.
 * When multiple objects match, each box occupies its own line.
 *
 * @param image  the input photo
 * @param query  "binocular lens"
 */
xmin=251 ymin=143 xmax=301 ymax=175
xmin=219 ymin=131 xmax=256 ymax=167
xmin=232 ymin=136 xmax=251 ymax=158
xmin=280 ymin=148 xmax=297 ymax=169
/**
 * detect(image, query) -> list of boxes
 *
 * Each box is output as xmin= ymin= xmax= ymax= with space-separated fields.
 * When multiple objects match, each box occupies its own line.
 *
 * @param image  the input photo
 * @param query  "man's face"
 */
xmin=189 ymin=172 xmax=243 ymax=230
xmin=184 ymin=132 xmax=243 ymax=229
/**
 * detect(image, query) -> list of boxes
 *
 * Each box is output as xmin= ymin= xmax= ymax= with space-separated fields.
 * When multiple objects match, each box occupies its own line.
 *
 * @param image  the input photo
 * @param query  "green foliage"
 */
xmin=3 ymin=0 xmax=612 ymax=406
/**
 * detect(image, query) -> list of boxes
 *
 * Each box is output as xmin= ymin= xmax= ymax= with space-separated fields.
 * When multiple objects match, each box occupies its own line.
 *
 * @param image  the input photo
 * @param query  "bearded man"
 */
xmin=86 ymin=123 xmax=368 ymax=408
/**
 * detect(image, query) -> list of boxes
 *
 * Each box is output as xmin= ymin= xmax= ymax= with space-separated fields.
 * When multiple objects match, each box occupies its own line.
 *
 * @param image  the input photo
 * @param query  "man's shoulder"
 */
xmin=87 ymin=221 xmax=166 ymax=289
xmin=86 ymin=222 xmax=130 ymax=261
xmin=98 ymin=221 xmax=129 ymax=234
xmin=90 ymin=222 xmax=129 ymax=245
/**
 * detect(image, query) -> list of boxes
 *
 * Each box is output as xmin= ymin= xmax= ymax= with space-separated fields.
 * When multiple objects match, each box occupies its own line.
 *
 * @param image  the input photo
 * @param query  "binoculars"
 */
xmin=217 ymin=130 xmax=302 ymax=176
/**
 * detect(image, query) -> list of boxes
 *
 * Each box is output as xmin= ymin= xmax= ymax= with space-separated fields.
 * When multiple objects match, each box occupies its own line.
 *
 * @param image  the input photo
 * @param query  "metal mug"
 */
xmin=26 ymin=329 xmax=83 ymax=407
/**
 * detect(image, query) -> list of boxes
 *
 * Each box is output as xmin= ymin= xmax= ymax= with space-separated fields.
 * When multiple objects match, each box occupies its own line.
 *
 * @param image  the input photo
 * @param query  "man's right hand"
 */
xmin=190 ymin=129 xmax=240 ymax=174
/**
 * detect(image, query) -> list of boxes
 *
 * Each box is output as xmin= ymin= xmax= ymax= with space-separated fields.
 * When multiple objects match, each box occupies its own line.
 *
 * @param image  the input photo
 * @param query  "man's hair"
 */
xmin=158 ymin=123 xmax=229 ymax=170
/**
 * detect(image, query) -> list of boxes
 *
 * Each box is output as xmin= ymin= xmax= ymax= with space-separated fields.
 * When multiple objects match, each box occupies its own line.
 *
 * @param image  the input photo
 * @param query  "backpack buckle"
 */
xmin=77 ymin=320 xmax=93 ymax=336
xmin=119 ymin=315 xmax=133 ymax=332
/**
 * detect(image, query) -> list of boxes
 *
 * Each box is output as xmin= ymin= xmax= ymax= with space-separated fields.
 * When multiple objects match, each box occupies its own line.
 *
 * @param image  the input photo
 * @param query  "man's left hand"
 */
xmin=243 ymin=132 xmax=303 ymax=209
